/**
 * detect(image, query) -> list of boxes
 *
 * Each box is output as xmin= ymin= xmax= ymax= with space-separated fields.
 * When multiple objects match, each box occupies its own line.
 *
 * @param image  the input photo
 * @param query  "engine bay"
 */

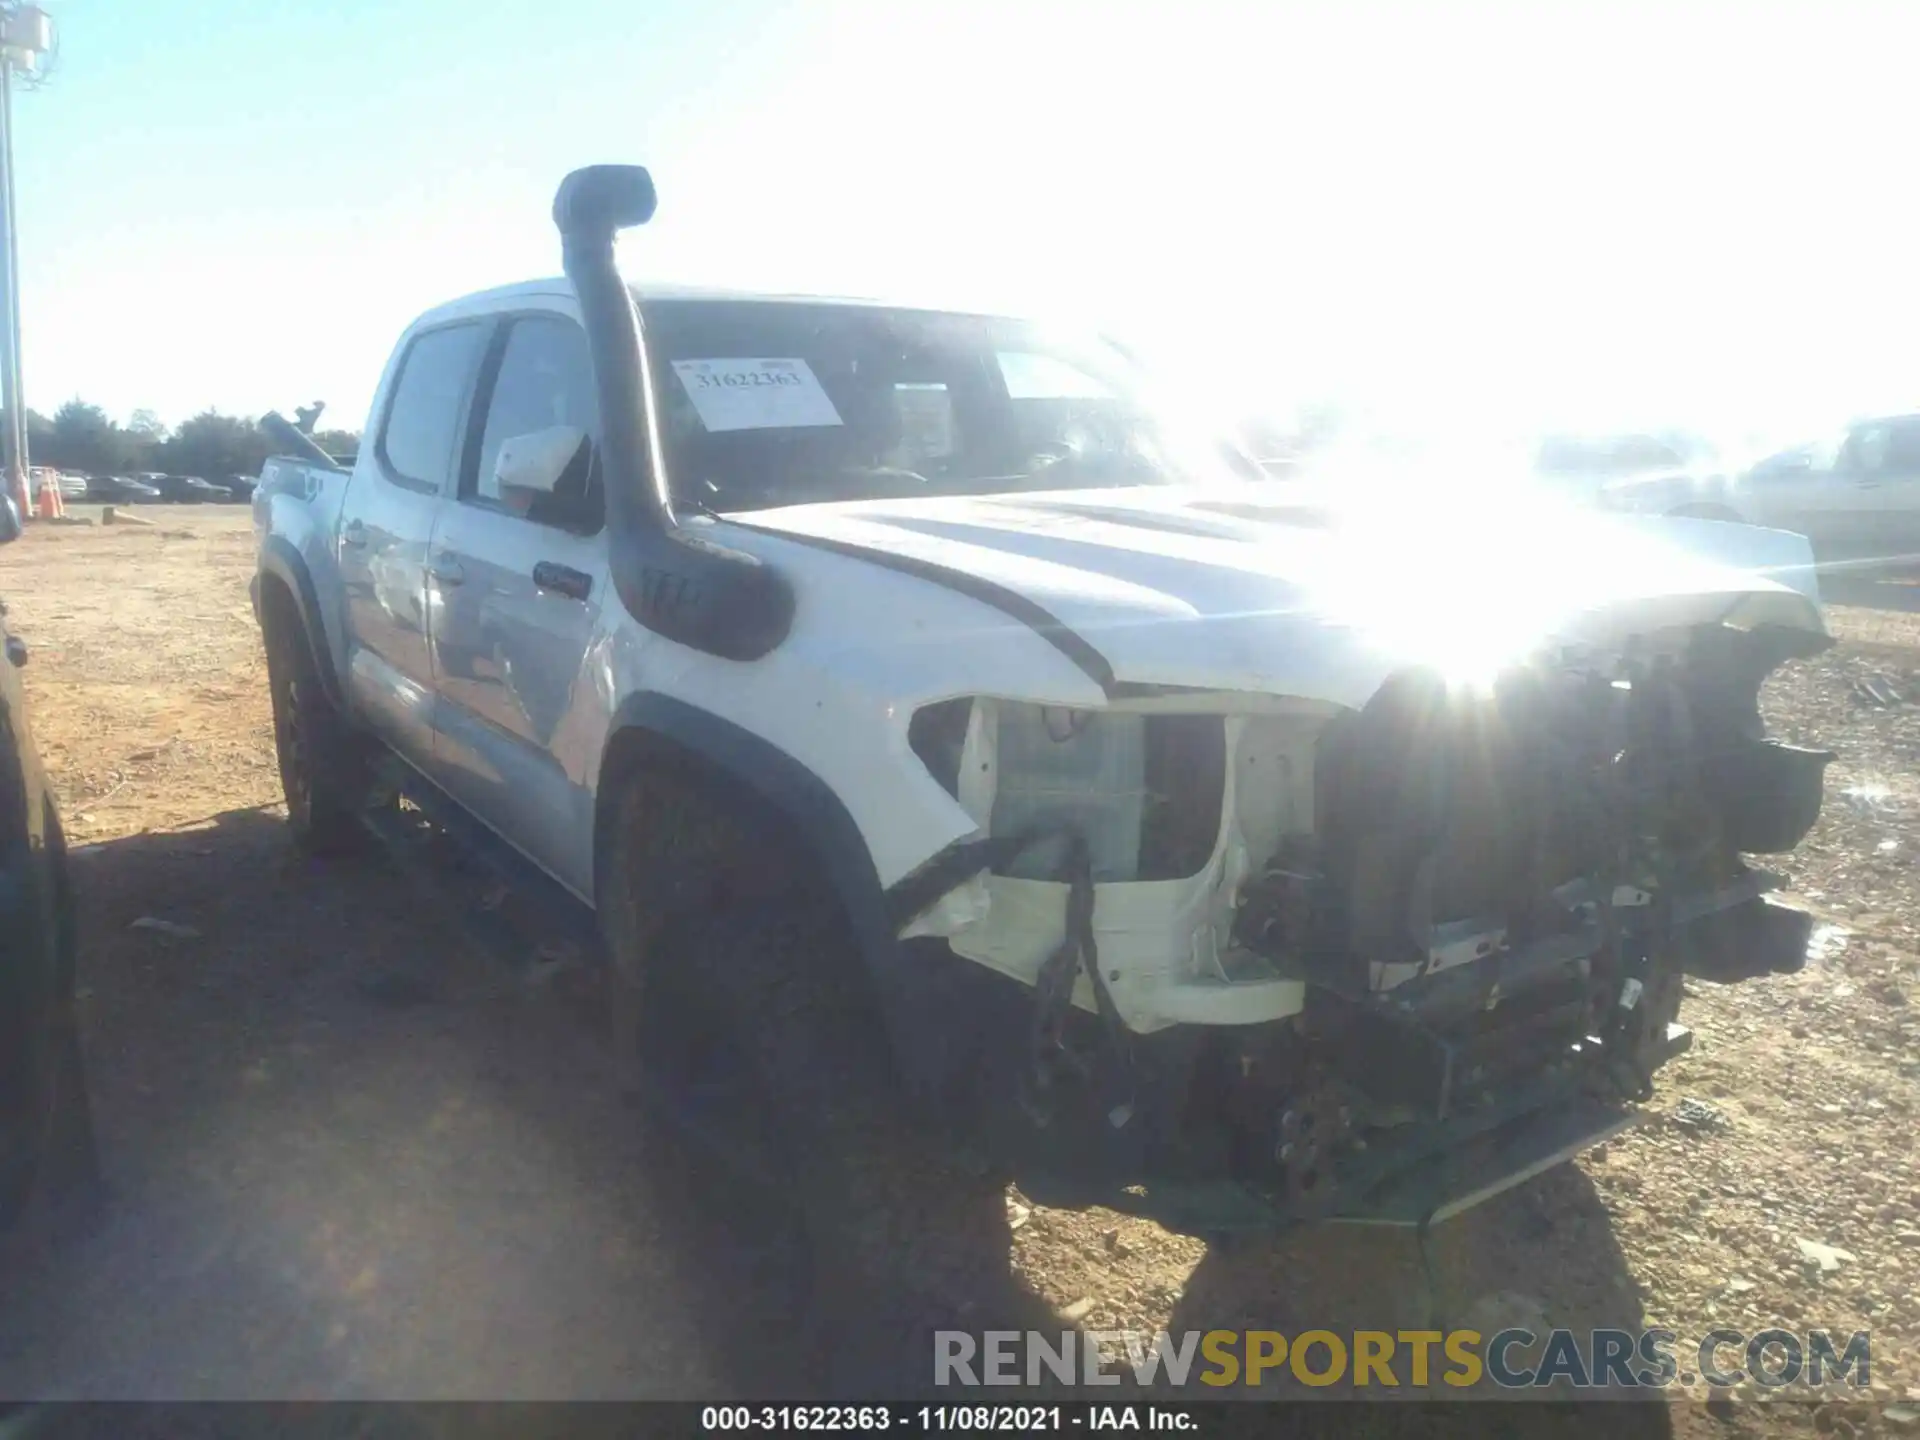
xmin=905 ymin=618 xmax=1835 ymax=1221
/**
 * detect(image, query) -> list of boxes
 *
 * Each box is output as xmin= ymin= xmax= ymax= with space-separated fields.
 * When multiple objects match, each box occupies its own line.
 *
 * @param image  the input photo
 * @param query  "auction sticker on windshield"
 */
xmin=671 ymin=358 xmax=844 ymax=433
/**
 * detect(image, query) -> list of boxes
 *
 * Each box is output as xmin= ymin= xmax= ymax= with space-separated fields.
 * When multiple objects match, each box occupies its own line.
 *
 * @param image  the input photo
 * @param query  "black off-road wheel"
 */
xmin=263 ymin=614 xmax=369 ymax=856
xmin=0 ymin=807 xmax=102 ymax=1237
xmin=0 ymin=942 xmax=54 ymax=1230
xmin=0 ymin=1007 xmax=98 ymax=1236
xmin=601 ymin=767 xmax=1020 ymax=1398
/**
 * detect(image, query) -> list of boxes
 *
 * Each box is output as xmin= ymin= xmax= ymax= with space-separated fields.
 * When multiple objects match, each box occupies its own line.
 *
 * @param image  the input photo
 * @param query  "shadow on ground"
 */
xmin=1162 ymin=1168 xmax=1672 ymax=1433
xmin=0 ymin=807 xmax=1674 ymax=1432
xmin=0 ymin=806 xmax=1053 ymax=1402
xmin=0 ymin=808 xmax=735 ymax=1399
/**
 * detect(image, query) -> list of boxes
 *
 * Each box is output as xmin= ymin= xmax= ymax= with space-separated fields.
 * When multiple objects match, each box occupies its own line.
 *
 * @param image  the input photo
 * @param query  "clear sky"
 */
xmin=12 ymin=0 xmax=1919 ymax=449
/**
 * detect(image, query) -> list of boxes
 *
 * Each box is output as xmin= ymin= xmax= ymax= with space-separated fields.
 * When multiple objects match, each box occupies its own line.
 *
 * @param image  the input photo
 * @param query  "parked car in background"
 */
xmin=151 ymin=474 xmax=227 ymax=504
xmin=0 ymin=494 xmax=102 ymax=1232
xmin=86 ymin=475 xmax=162 ymax=504
xmin=1714 ymin=415 xmax=1920 ymax=567
xmin=1537 ymin=415 xmax=1920 ymax=571
xmin=218 ymin=474 xmax=257 ymax=503
xmin=27 ymin=469 xmax=88 ymax=506
xmin=1531 ymin=432 xmax=1742 ymax=518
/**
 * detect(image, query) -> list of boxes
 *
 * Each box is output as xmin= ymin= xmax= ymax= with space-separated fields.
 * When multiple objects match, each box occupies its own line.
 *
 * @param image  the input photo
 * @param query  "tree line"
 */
xmin=7 ymin=400 xmax=361 ymax=480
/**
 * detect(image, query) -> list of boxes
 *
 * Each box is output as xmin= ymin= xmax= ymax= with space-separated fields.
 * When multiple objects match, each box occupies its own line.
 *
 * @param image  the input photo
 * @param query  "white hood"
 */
xmin=731 ymin=483 xmax=1827 ymax=708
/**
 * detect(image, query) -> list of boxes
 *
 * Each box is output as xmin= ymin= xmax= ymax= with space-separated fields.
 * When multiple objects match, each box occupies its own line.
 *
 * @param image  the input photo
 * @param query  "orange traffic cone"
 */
xmin=35 ymin=476 xmax=63 ymax=519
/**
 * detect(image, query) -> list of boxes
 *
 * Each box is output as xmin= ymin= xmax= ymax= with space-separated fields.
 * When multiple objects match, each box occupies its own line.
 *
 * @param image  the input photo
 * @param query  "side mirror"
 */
xmin=0 ymin=493 xmax=19 ymax=545
xmin=493 ymin=425 xmax=587 ymax=503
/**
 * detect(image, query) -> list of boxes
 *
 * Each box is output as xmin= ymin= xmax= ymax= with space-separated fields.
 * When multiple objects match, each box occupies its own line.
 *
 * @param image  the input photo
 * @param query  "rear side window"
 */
xmin=1851 ymin=424 xmax=1892 ymax=475
xmin=378 ymin=322 xmax=486 ymax=491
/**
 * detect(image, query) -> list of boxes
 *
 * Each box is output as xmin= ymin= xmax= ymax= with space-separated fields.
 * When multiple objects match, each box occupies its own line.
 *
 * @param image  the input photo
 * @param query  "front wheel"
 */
xmin=661 ymin=904 xmax=1019 ymax=1395
xmin=601 ymin=772 xmax=1016 ymax=1396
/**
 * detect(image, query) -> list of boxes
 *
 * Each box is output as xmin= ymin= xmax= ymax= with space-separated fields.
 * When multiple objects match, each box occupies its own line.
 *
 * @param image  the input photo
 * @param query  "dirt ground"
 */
xmin=2 ymin=507 xmax=1916 ymax=1433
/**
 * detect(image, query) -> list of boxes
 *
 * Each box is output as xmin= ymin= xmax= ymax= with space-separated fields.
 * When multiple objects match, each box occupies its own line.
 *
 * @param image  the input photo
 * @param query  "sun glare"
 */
xmin=1304 ymin=461 xmax=1607 ymax=690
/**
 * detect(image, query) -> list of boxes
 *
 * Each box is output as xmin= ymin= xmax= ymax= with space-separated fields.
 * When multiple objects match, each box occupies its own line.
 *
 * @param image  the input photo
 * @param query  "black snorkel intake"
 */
xmin=260 ymin=411 xmax=345 ymax=472
xmin=553 ymin=165 xmax=795 ymax=661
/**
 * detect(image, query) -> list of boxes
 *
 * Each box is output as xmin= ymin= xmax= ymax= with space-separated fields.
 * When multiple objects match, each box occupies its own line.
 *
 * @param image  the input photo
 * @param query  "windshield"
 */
xmin=639 ymin=298 xmax=1251 ymax=513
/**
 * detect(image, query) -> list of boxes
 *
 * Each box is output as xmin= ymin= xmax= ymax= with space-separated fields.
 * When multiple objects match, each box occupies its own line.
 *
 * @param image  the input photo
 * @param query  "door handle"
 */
xmin=429 ymin=556 xmax=465 ymax=586
xmin=341 ymin=519 xmax=368 ymax=548
xmin=532 ymin=561 xmax=592 ymax=601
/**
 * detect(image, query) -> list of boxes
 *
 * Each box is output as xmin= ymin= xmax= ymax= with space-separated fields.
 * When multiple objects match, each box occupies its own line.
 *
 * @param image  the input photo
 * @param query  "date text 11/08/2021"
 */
xmin=700 ymin=1407 xmax=1194 ymax=1432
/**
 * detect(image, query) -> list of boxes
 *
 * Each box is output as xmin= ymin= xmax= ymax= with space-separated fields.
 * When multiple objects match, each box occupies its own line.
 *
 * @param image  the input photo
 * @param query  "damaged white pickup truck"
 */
xmin=251 ymin=166 xmax=1834 ymax=1299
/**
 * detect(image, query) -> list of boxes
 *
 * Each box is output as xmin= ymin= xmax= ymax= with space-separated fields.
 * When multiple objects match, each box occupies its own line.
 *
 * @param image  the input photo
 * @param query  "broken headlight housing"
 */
xmin=910 ymin=698 xmax=1232 ymax=887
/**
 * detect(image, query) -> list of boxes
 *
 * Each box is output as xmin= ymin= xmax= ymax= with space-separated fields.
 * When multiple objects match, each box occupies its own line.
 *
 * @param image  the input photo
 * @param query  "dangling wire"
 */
xmin=1415 ymin=1213 xmax=1448 ymax=1334
xmin=1022 ymin=831 xmax=1137 ymax=1128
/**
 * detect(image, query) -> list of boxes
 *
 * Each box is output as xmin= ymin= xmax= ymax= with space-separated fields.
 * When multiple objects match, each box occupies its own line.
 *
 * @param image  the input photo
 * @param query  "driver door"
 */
xmin=426 ymin=311 xmax=607 ymax=898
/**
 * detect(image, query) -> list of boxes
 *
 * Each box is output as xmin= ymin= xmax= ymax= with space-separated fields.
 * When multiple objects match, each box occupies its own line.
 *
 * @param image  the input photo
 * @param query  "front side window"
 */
xmin=473 ymin=315 xmax=601 ymax=512
xmin=378 ymin=322 xmax=486 ymax=490
xmin=639 ymin=299 xmax=1245 ymax=514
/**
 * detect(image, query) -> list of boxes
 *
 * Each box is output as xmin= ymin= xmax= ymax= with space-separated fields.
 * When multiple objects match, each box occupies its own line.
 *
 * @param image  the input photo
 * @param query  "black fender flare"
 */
xmin=255 ymin=537 xmax=346 ymax=711
xmin=597 ymin=692 xmax=933 ymax=1089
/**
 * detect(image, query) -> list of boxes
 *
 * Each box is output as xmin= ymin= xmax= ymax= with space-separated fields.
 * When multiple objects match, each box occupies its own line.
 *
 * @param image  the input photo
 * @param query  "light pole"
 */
xmin=0 ymin=3 xmax=48 ymax=521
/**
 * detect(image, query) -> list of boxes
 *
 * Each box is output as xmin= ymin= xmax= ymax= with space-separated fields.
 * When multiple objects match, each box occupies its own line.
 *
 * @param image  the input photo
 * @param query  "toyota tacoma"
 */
xmin=249 ymin=165 xmax=1835 ymax=1338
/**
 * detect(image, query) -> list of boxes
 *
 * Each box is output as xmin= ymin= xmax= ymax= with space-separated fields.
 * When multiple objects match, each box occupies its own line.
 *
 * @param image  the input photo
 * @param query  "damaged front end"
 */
xmin=895 ymin=620 xmax=1833 ymax=1235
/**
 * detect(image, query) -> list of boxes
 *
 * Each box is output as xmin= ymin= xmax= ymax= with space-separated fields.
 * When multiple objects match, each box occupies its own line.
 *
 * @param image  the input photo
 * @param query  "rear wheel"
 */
xmin=0 ymin=807 xmax=101 ymax=1235
xmin=263 ymin=608 xmax=369 ymax=855
xmin=601 ymin=767 xmax=1015 ymax=1396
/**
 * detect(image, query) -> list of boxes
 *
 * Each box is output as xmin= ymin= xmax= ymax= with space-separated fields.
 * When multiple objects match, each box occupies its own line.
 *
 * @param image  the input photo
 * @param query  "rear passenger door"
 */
xmin=425 ymin=312 xmax=607 ymax=897
xmin=338 ymin=320 xmax=487 ymax=769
